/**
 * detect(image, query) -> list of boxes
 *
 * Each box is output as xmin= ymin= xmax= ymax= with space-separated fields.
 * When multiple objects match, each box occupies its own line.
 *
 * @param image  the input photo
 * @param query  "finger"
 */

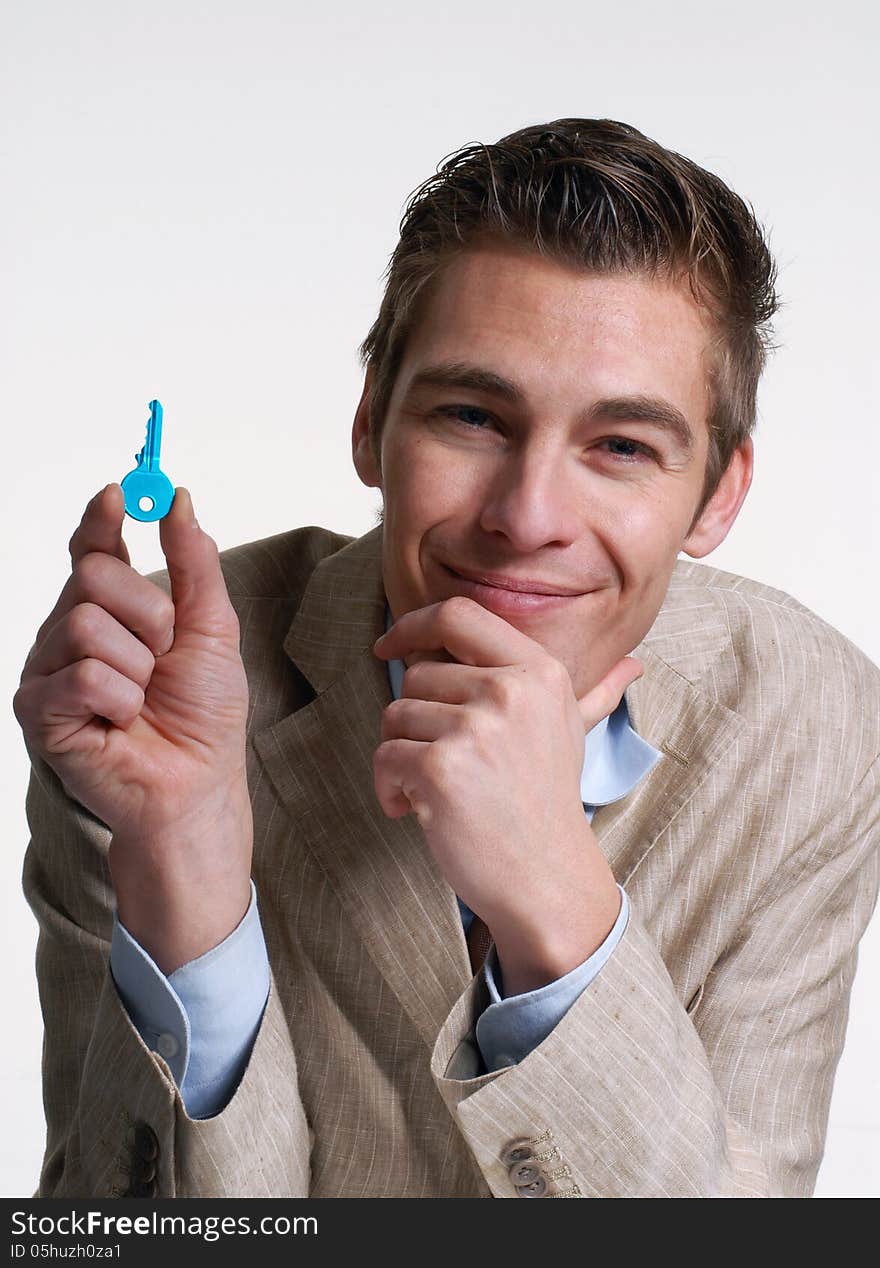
xmin=30 ymin=556 xmax=176 ymax=669
xmin=69 ymin=484 xmax=131 ymax=569
xmin=13 ymin=658 xmax=146 ymax=753
xmin=380 ymin=697 xmax=460 ymax=743
xmin=398 ymin=660 xmax=492 ymax=704
xmin=576 ymin=656 xmax=644 ymax=731
xmin=373 ymin=736 xmax=433 ymax=821
xmin=374 ymin=596 xmax=541 ymax=669
xmin=157 ymin=487 xmax=238 ymax=640
xmin=23 ymin=601 xmax=158 ymax=692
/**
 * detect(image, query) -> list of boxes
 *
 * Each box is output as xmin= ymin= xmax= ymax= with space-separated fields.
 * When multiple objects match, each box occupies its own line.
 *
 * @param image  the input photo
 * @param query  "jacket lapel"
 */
xmin=253 ymin=526 xmax=745 ymax=1048
xmin=253 ymin=526 xmax=472 ymax=1051
xmin=591 ymin=592 xmax=746 ymax=880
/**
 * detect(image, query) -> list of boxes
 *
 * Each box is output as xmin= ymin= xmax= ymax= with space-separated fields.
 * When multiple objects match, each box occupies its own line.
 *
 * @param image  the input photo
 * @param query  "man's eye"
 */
xmin=599 ymin=437 xmax=655 ymax=461
xmin=434 ymin=405 xmax=494 ymax=429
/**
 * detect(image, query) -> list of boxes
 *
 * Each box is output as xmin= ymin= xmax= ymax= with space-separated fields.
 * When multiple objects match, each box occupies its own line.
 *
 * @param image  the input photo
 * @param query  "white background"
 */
xmin=2 ymin=0 xmax=878 ymax=1197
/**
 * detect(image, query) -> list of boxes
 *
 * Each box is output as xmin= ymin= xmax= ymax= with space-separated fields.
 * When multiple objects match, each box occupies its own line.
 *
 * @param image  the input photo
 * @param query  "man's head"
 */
xmin=351 ymin=118 xmax=779 ymax=696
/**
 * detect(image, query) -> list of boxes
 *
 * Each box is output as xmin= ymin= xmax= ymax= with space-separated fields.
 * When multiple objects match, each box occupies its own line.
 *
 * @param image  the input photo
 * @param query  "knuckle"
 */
xmin=153 ymin=598 xmax=177 ymax=644
xmin=67 ymin=602 xmax=104 ymax=647
xmin=199 ymin=530 xmax=223 ymax=564
xmin=380 ymin=700 xmax=403 ymax=738
xmin=495 ymin=668 xmax=534 ymax=712
xmin=454 ymin=711 xmax=480 ymax=749
xmin=423 ymin=739 xmax=455 ymax=784
xmin=71 ymin=657 xmax=105 ymax=694
xmin=137 ymin=647 xmax=158 ymax=686
xmin=488 ymin=673 xmax=516 ymax=708
xmin=373 ymin=738 xmax=400 ymax=773
xmin=546 ymin=657 xmax=571 ymax=692
xmin=22 ymin=636 xmax=43 ymax=674
xmin=442 ymin=595 xmax=474 ymax=623
xmin=75 ymin=551 xmax=110 ymax=591
xmin=156 ymin=594 xmax=176 ymax=630
xmin=11 ymin=684 xmax=31 ymax=728
xmin=401 ymin=663 xmax=427 ymax=693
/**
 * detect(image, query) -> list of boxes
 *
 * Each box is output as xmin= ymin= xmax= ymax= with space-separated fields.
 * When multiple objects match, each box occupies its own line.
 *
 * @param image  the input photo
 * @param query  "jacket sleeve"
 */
xmin=430 ymin=752 xmax=880 ymax=1198
xmin=21 ymin=738 xmax=312 ymax=1198
xmin=110 ymin=883 xmax=270 ymax=1120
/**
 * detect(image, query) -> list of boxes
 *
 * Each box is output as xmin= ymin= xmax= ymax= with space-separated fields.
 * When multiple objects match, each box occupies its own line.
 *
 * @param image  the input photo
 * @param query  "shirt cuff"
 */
xmin=475 ymin=884 xmax=629 ymax=1073
xmin=109 ymin=879 xmax=270 ymax=1118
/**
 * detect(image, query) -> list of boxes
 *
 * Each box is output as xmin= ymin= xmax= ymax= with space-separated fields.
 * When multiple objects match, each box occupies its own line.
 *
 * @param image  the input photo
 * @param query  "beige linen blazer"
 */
xmin=22 ymin=522 xmax=880 ymax=1198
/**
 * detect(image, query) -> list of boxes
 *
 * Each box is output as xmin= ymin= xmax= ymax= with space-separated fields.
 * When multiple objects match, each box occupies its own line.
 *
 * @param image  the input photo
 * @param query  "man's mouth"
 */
xmin=443 ymin=564 xmax=585 ymax=613
xmin=445 ymin=563 xmax=585 ymax=596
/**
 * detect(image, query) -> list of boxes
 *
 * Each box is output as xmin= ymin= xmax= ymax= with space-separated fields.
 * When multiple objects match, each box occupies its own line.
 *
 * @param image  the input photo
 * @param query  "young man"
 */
xmin=17 ymin=119 xmax=880 ymax=1198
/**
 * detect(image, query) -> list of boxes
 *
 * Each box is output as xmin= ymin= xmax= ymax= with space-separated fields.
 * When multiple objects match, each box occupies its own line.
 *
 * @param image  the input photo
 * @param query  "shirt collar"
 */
xmin=383 ymin=603 xmax=660 ymax=810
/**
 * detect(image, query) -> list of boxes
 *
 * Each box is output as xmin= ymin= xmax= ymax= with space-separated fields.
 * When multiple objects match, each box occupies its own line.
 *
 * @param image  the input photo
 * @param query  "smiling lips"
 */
xmin=444 ymin=563 xmax=585 ymax=614
xmin=447 ymin=564 xmax=585 ymax=596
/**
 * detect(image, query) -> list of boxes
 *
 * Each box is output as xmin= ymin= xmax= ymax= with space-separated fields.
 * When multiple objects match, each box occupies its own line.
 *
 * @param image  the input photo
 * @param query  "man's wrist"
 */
xmin=489 ymin=851 xmax=622 ymax=996
xmin=109 ymin=788 xmax=255 ymax=975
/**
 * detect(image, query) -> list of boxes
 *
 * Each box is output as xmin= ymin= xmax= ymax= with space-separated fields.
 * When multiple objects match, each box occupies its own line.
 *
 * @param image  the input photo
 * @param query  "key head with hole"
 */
xmin=121 ymin=466 xmax=175 ymax=521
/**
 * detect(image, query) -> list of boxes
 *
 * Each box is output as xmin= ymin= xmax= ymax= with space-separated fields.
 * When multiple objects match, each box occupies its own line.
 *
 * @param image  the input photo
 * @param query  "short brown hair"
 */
xmin=357 ymin=118 xmax=780 ymax=528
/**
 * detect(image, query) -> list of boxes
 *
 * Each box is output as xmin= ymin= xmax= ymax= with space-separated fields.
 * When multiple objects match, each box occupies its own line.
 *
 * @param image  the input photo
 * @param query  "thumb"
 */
xmin=576 ymin=655 xmax=644 ymax=732
xmin=159 ymin=487 xmax=236 ymax=638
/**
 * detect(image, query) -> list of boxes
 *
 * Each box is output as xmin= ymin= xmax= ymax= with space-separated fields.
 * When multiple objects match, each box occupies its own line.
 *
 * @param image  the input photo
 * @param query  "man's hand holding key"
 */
xmin=13 ymin=483 xmax=253 ymax=974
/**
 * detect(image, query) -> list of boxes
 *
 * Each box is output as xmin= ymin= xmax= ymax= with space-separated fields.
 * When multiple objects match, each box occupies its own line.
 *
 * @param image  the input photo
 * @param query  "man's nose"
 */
xmin=477 ymin=445 xmax=582 ymax=551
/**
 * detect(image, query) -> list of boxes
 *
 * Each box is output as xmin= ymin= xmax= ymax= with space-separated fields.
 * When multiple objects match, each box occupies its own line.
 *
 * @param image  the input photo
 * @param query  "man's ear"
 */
xmin=681 ymin=438 xmax=754 ymax=558
xmin=351 ymin=364 xmax=383 ymax=490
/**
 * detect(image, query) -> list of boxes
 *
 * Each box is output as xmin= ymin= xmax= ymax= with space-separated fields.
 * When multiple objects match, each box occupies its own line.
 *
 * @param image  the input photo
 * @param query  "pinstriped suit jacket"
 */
xmin=22 ymin=521 xmax=880 ymax=1198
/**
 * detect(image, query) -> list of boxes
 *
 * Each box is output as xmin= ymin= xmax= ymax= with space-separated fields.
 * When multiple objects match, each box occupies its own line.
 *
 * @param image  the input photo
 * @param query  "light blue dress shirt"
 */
xmin=110 ymin=604 xmax=661 ymax=1118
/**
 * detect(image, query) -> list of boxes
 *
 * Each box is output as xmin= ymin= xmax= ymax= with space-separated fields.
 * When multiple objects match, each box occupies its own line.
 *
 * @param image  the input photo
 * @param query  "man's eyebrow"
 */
xmin=406 ymin=363 xmax=525 ymax=405
xmin=589 ymin=395 xmax=695 ymax=457
xmin=404 ymin=362 xmax=696 ymax=457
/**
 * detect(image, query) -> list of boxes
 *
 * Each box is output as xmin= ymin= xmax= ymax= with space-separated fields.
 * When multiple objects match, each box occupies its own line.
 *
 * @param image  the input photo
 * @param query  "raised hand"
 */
xmin=14 ymin=483 xmax=253 ymax=971
xmin=372 ymin=595 xmax=643 ymax=994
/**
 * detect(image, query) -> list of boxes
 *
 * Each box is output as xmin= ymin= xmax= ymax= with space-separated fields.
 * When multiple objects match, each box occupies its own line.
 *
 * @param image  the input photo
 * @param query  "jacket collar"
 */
xmin=255 ymin=524 xmax=744 ymax=1049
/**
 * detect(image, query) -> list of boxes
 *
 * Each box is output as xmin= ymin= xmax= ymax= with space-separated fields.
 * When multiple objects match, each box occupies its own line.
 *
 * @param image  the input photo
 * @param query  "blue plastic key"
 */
xmin=120 ymin=399 xmax=175 ymax=521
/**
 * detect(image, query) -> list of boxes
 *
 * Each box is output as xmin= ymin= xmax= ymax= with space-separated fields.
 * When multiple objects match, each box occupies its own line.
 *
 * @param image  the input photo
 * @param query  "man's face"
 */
xmin=353 ymin=244 xmax=751 ymax=698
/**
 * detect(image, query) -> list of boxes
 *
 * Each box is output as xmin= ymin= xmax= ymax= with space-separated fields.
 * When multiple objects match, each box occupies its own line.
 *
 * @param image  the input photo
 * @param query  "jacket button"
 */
xmin=133 ymin=1123 xmax=159 ymax=1161
xmin=132 ymin=1157 xmax=157 ymax=1185
xmin=127 ymin=1174 xmax=158 ymax=1198
xmin=501 ymin=1140 xmax=534 ymax=1167
xmin=514 ymin=1174 xmax=548 ymax=1198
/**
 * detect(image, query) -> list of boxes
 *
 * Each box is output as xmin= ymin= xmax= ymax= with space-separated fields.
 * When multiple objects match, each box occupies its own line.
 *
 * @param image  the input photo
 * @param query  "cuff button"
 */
xmin=515 ymin=1174 xmax=548 ymax=1198
xmin=509 ymin=1161 xmax=542 ymax=1186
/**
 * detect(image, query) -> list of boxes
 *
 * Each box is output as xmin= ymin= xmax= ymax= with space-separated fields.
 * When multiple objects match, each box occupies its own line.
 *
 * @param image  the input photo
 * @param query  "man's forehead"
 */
xmin=408 ymin=245 xmax=712 ymax=349
xmin=395 ymin=247 xmax=714 ymax=436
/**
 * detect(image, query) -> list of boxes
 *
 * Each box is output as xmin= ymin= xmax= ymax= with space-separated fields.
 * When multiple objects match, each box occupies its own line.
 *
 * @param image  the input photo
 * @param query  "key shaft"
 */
xmin=145 ymin=399 xmax=163 ymax=472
